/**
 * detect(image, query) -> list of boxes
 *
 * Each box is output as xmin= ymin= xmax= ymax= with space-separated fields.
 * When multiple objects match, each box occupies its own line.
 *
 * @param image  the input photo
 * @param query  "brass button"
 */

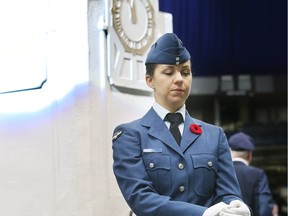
xmin=178 ymin=163 xmax=185 ymax=170
xmin=179 ymin=186 xmax=185 ymax=192
xmin=149 ymin=162 xmax=155 ymax=168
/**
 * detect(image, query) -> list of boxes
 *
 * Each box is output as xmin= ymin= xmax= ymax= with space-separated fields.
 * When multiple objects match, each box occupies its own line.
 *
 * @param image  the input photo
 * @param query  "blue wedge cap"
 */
xmin=145 ymin=33 xmax=191 ymax=65
xmin=228 ymin=132 xmax=255 ymax=151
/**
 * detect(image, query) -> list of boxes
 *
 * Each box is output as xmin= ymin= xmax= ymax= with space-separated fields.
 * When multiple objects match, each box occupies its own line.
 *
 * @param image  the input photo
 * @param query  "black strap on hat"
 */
xmin=164 ymin=113 xmax=183 ymax=144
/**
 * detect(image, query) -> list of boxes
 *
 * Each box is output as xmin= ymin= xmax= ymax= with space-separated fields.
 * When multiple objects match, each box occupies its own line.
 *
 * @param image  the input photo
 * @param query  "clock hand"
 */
xmin=128 ymin=0 xmax=137 ymax=24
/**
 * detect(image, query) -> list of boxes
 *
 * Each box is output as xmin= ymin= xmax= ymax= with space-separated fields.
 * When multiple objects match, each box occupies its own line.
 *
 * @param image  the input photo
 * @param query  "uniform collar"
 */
xmin=152 ymin=102 xmax=186 ymax=122
xmin=233 ymin=157 xmax=249 ymax=166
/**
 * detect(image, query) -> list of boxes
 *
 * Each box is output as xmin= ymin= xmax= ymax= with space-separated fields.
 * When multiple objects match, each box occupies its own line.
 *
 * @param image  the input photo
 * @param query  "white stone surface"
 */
xmin=0 ymin=0 xmax=171 ymax=215
xmin=0 ymin=1 xmax=285 ymax=213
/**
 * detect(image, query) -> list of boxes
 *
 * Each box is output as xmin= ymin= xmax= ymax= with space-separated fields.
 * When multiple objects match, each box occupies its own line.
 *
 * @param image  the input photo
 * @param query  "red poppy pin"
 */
xmin=190 ymin=124 xmax=202 ymax=135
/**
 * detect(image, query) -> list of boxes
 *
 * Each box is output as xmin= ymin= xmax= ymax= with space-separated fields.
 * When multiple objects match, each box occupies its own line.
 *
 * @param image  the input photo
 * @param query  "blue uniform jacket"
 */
xmin=112 ymin=108 xmax=242 ymax=216
xmin=233 ymin=161 xmax=274 ymax=216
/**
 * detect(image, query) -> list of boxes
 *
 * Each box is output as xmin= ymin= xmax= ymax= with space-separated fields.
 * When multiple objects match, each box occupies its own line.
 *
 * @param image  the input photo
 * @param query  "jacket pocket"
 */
xmin=143 ymin=154 xmax=171 ymax=195
xmin=191 ymin=154 xmax=218 ymax=197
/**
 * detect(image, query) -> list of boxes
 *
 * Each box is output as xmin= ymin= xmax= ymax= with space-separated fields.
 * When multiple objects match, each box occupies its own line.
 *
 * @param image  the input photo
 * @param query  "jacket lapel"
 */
xmin=180 ymin=111 xmax=202 ymax=152
xmin=141 ymin=108 xmax=182 ymax=154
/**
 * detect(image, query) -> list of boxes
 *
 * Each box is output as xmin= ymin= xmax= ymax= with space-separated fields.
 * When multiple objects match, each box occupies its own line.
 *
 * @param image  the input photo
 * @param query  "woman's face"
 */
xmin=146 ymin=60 xmax=192 ymax=112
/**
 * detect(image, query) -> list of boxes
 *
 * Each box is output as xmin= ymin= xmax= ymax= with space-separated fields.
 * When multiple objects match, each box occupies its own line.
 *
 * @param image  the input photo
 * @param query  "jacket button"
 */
xmin=178 ymin=163 xmax=184 ymax=170
xmin=149 ymin=162 xmax=155 ymax=168
xmin=208 ymin=161 xmax=213 ymax=167
xmin=179 ymin=186 xmax=185 ymax=192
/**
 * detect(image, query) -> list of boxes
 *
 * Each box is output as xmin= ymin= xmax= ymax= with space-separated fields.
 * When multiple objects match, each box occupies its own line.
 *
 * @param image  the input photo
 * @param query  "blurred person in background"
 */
xmin=229 ymin=132 xmax=276 ymax=216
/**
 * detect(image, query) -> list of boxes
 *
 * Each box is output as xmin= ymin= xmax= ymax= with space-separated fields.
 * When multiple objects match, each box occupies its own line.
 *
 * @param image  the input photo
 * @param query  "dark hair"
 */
xmin=145 ymin=62 xmax=193 ymax=77
xmin=145 ymin=63 xmax=157 ymax=77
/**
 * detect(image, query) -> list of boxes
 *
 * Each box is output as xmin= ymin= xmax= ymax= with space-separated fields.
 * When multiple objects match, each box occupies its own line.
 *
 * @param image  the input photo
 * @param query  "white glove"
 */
xmin=219 ymin=200 xmax=250 ymax=216
xmin=202 ymin=202 xmax=228 ymax=216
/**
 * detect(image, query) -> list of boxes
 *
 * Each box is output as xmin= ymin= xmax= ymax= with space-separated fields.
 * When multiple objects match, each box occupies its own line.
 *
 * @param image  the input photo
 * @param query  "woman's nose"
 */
xmin=174 ymin=71 xmax=183 ymax=82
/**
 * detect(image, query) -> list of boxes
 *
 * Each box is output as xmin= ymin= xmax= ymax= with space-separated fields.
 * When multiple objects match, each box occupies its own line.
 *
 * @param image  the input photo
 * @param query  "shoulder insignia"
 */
xmin=112 ymin=130 xmax=123 ymax=141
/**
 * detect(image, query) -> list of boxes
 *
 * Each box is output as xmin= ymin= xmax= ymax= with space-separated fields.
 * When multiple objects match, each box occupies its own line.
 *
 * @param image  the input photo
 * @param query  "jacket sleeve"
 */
xmin=255 ymin=170 xmax=274 ymax=216
xmin=112 ymin=125 xmax=207 ymax=216
xmin=213 ymin=127 xmax=243 ymax=204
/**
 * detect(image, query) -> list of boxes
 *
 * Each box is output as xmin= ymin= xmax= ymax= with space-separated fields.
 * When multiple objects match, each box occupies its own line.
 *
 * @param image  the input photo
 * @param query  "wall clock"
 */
xmin=107 ymin=0 xmax=171 ymax=91
xmin=111 ymin=0 xmax=154 ymax=55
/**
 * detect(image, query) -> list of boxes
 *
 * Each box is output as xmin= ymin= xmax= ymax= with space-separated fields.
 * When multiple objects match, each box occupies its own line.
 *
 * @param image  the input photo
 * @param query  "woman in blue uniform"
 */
xmin=112 ymin=33 xmax=251 ymax=216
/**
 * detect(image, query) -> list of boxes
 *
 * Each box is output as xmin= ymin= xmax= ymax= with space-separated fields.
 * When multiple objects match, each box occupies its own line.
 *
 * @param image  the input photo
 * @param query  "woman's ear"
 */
xmin=247 ymin=152 xmax=253 ymax=164
xmin=146 ymin=75 xmax=154 ymax=89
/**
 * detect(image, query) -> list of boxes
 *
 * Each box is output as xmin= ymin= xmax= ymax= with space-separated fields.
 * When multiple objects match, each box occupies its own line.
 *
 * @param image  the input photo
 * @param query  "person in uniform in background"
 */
xmin=228 ymin=132 xmax=276 ymax=216
xmin=112 ymin=33 xmax=251 ymax=216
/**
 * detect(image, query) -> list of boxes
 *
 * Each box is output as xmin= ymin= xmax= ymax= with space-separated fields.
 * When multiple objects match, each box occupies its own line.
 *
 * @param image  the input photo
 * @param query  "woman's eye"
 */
xmin=163 ymin=70 xmax=173 ymax=75
xmin=181 ymin=70 xmax=191 ymax=76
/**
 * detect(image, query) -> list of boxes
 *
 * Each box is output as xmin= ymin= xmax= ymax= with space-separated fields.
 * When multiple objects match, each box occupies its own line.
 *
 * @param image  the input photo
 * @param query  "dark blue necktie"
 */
xmin=164 ymin=113 xmax=183 ymax=144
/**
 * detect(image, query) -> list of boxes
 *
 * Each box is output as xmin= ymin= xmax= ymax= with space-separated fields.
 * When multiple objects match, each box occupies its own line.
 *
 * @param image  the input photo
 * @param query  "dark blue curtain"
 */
xmin=159 ymin=0 xmax=287 ymax=76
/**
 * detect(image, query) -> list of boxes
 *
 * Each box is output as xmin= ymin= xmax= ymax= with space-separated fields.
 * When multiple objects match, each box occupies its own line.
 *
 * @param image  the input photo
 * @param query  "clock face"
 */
xmin=112 ymin=0 xmax=154 ymax=54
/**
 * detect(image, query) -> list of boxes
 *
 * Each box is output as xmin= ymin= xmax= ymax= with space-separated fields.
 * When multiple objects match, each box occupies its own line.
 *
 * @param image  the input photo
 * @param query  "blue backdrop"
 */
xmin=158 ymin=0 xmax=287 ymax=76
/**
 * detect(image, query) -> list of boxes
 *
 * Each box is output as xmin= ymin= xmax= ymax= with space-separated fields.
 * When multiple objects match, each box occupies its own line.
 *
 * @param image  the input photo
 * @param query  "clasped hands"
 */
xmin=203 ymin=200 xmax=250 ymax=216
